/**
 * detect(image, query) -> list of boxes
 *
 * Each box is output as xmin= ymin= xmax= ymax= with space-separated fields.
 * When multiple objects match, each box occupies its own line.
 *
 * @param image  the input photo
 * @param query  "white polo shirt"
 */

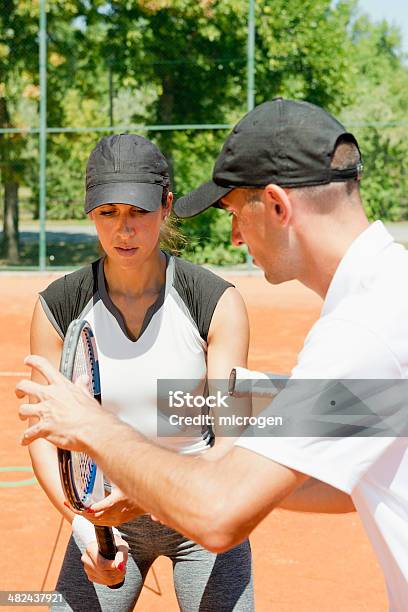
xmin=236 ymin=221 xmax=408 ymax=610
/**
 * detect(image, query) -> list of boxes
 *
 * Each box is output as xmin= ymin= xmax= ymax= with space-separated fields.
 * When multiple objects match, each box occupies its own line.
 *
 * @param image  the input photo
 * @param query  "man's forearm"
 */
xmin=16 ymin=357 xmax=305 ymax=553
xmin=82 ymin=414 xmax=227 ymax=548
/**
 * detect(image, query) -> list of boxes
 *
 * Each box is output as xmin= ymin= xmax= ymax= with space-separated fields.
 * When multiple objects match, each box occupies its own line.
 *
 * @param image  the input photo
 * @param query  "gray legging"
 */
xmin=53 ymin=515 xmax=254 ymax=612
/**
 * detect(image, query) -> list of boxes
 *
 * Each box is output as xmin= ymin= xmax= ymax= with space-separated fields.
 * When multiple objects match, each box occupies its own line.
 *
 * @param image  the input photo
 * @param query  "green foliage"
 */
xmin=354 ymin=128 xmax=408 ymax=222
xmin=1 ymin=0 xmax=408 ymax=265
xmin=181 ymin=207 xmax=246 ymax=265
xmin=255 ymin=0 xmax=358 ymax=112
xmin=340 ymin=13 xmax=408 ymax=221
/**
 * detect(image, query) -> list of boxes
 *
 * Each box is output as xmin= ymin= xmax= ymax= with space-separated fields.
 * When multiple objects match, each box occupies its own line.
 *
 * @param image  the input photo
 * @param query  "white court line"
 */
xmin=0 ymin=371 xmax=27 ymax=377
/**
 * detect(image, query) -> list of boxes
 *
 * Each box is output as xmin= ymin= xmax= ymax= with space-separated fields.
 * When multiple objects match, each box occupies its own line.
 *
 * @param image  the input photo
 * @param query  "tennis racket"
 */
xmin=58 ymin=318 xmax=124 ymax=589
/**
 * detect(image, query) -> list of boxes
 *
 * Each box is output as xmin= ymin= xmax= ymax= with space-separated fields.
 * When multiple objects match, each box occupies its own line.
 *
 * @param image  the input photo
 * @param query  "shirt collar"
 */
xmin=322 ymin=221 xmax=395 ymax=316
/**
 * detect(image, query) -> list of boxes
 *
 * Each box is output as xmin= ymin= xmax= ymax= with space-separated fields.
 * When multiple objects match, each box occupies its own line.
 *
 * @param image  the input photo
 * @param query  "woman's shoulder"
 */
xmin=38 ymin=260 xmax=101 ymax=337
xmin=40 ymin=260 xmax=99 ymax=303
xmin=171 ymin=256 xmax=234 ymax=342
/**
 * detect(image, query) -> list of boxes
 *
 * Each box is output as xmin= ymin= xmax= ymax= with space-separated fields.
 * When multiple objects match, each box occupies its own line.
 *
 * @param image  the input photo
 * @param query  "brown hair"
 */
xmin=291 ymin=137 xmax=362 ymax=207
xmin=160 ymin=186 xmax=186 ymax=254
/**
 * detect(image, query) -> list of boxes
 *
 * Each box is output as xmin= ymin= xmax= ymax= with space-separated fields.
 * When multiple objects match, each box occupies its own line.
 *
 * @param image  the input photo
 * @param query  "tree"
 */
xmin=78 ymin=0 xmax=363 ymax=263
xmin=0 ymin=0 xmax=111 ymax=261
xmin=2 ymin=0 xmax=407 ymax=266
xmin=0 ymin=0 xmax=39 ymax=262
xmin=341 ymin=14 xmax=408 ymax=221
xmin=255 ymin=0 xmax=358 ymax=112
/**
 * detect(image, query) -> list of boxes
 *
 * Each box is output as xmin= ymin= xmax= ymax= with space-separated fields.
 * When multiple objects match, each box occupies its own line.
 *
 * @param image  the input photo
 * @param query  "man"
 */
xmin=17 ymin=98 xmax=408 ymax=609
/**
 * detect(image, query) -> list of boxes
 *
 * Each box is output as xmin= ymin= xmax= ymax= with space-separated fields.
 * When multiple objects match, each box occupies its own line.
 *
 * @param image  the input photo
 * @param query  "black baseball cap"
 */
xmin=85 ymin=134 xmax=170 ymax=214
xmin=174 ymin=98 xmax=362 ymax=218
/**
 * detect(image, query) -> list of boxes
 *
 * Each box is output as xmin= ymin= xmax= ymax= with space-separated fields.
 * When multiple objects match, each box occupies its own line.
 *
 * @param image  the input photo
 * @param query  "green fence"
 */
xmin=1 ymin=1 xmax=407 ymax=270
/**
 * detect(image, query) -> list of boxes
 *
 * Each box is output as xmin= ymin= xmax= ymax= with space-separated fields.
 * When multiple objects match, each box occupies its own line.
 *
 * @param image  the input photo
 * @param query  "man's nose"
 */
xmin=231 ymin=217 xmax=244 ymax=247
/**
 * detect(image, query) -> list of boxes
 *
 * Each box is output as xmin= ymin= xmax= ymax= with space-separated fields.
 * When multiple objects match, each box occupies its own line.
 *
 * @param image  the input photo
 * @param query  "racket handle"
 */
xmin=95 ymin=526 xmax=125 ymax=589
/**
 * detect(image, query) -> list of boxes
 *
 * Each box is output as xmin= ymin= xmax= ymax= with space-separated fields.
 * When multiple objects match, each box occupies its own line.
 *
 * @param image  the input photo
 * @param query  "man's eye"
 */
xmin=100 ymin=210 xmax=115 ymax=216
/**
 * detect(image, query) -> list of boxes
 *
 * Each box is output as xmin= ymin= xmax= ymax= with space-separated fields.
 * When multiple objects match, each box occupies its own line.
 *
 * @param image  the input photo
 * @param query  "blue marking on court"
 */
xmin=0 ymin=466 xmax=37 ymax=488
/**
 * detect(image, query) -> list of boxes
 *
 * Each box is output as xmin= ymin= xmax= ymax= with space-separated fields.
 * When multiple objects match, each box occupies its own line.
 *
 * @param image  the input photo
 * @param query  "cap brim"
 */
xmin=85 ymin=182 xmax=163 ymax=213
xmin=174 ymin=181 xmax=233 ymax=218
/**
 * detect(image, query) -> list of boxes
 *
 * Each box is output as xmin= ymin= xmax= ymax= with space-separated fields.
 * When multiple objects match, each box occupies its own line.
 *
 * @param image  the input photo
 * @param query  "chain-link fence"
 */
xmin=1 ymin=0 xmax=407 ymax=269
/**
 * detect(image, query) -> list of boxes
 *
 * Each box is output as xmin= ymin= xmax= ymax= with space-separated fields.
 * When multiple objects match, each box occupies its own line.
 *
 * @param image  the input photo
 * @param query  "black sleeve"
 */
xmin=173 ymin=257 xmax=234 ymax=343
xmin=39 ymin=261 xmax=99 ymax=338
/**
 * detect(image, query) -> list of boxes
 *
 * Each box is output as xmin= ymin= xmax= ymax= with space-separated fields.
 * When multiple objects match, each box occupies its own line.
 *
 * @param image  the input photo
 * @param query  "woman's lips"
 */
xmin=114 ymin=246 xmax=138 ymax=257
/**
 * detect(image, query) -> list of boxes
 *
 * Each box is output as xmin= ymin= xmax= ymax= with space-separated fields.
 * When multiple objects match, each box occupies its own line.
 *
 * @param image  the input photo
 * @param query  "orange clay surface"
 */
xmin=0 ymin=271 xmax=387 ymax=611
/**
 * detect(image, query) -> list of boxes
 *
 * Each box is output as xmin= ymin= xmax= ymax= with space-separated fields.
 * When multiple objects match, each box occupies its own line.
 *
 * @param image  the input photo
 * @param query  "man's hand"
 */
xmin=81 ymin=535 xmax=128 ymax=586
xmin=82 ymin=488 xmax=145 ymax=527
xmin=15 ymin=355 xmax=109 ymax=450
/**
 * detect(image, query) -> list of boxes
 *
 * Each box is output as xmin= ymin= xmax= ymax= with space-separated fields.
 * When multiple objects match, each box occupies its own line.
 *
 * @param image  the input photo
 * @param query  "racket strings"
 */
xmin=71 ymin=453 xmax=97 ymax=504
xmin=70 ymin=330 xmax=98 ymax=505
xmin=72 ymin=331 xmax=98 ymax=396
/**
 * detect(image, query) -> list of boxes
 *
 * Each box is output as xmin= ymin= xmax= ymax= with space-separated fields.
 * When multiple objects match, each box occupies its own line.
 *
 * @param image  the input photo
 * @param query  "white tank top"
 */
xmin=40 ymin=254 xmax=233 ymax=454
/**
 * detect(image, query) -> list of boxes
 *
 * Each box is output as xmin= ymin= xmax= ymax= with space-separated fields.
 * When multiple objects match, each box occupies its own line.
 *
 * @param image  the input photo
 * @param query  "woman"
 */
xmin=28 ymin=134 xmax=254 ymax=611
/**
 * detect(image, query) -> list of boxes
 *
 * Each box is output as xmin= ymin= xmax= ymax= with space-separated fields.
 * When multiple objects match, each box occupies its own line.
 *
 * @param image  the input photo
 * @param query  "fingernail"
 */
xmin=63 ymin=501 xmax=70 ymax=509
xmin=118 ymin=562 xmax=125 ymax=572
xmin=85 ymin=508 xmax=95 ymax=514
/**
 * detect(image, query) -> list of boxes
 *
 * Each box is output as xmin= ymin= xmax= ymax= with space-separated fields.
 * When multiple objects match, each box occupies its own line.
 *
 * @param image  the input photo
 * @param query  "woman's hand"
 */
xmin=81 ymin=534 xmax=128 ymax=586
xmin=82 ymin=487 xmax=145 ymax=527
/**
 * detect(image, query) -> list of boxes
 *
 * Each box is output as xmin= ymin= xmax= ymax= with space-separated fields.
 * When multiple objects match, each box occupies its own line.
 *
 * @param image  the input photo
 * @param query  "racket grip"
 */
xmin=95 ymin=526 xmax=125 ymax=589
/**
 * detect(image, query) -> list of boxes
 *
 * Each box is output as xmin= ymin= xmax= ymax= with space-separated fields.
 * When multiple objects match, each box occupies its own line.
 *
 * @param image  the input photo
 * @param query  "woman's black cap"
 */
xmin=85 ymin=134 xmax=170 ymax=213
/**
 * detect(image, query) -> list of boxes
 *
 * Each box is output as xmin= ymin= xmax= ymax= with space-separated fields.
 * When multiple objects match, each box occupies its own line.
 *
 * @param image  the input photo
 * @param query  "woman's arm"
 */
xmin=28 ymin=300 xmax=129 ymax=585
xmin=28 ymin=298 xmax=74 ymax=523
xmin=204 ymin=287 xmax=251 ymax=459
xmin=204 ymin=287 xmax=354 ymax=511
xmin=28 ymin=301 xmax=136 ymax=525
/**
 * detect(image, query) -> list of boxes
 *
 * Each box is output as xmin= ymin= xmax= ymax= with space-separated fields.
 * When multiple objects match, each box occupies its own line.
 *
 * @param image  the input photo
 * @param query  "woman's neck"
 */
xmin=103 ymin=250 xmax=167 ymax=298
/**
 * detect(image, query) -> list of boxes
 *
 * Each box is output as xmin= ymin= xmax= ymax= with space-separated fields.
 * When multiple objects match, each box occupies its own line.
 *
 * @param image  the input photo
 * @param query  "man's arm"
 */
xmin=16 ymin=357 xmax=305 ymax=552
xmin=83 ymin=419 xmax=307 ymax=552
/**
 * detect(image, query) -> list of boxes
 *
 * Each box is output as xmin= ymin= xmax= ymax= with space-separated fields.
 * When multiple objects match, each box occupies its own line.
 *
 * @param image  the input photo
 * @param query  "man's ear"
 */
xmin=263 ymin=184 xmax=292 ymax=226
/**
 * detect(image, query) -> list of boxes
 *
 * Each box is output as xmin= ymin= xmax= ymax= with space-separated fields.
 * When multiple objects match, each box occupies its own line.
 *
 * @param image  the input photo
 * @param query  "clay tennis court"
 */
xmin=0 ymin=271 xmax=387 ymax=611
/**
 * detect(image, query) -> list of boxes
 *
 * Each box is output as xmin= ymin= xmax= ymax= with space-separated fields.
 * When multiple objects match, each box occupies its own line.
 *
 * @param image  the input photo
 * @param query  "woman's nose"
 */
xmin=117 ymin=215 xmax=135 ymax=236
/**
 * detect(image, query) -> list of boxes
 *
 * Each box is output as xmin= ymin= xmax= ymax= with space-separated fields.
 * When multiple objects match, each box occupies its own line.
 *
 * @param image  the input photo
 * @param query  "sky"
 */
xmin=357 ymin=0 xmax=408 ymax=53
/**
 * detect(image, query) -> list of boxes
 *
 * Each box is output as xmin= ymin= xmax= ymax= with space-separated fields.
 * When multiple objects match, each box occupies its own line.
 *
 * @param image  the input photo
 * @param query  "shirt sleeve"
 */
xmin=39 ymin=263 xmax=97 ymax=338
xmin=173 ymin=257 xmax=234 ymax=343
xmin=235 ymin=317 xmax=403 ymax=494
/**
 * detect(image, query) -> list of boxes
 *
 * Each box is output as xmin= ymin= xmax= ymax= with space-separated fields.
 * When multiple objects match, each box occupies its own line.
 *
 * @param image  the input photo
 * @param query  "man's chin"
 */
xmin=264 ymin=269 xmax=283 ymax=285
xmin=252 ymin=260 xmax=281 ymax=285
